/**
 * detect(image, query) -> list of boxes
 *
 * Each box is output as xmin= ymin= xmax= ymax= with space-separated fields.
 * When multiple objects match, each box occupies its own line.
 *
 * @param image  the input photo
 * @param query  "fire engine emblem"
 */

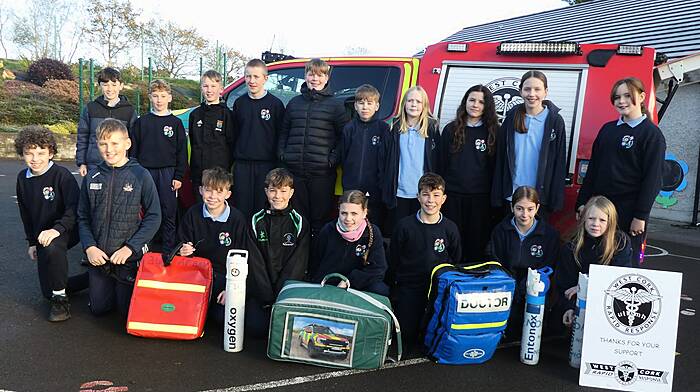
xmin=621 ymin=135 xmax=634 ymax=149
xmin=163 ymin=126 xmax=173 ymax=138
xmin=485 ymin=77 xmax=524 ymax=125
xmin=42 ymin=186 xmax=55 ymax=201
xmin=475 ymin=139 xmax=486 ymax=152
xmin=260 ymin=109 xmax=271 ymax=121
xmin=604 ymin=274 xmax=661 ymax=335
xmin=434 ymin=238 xmax=445 ymax=253
xmin=219 ymin=232 xmax=232 ymax=246
xmin=530 ymin=244 xmax=543 ymax=257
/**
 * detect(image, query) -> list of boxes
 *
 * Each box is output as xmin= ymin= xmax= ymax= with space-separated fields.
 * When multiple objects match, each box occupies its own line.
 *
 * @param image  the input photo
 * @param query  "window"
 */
xmin=226 ymin=65 xmax=402 ymax=120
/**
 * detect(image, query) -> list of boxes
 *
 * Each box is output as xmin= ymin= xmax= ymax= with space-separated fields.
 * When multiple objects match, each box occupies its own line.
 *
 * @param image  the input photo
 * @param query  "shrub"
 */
xmin=42 ymin=79 xmax=80 ymax=105
xmin=45 ymin=120 xmax=78 ymax=135
xmin=27 ymin=58 xmax=74 ymax=86
xmin=3 ymin=80 xmax=44 ymax=96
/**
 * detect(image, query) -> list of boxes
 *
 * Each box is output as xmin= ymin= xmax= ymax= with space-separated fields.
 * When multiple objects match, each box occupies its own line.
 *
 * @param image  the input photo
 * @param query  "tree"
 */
xmin=11 ymin=0 xmax=85 ymax=62
xmin=145 ymin=20 xmax=207 ymax=78
xmin=562 ymin=0 xmax=592 ymax=4
xmin=0 ymin=0 xmax=12 ymax=59
xmin=84 ymin=0 xmax=140 ymax=66
xmin=204 ymin=44 xmax=250 ymax=83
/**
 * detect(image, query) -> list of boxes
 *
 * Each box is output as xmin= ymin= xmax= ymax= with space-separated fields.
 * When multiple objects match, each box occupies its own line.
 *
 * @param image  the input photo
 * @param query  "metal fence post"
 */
xmin=78 ymin=58 xmax=84 ymax=115
xmin=88 ymin=59 xmax=94 ymax=101
xmin=148 ymin=57 xmax=153 ymax=112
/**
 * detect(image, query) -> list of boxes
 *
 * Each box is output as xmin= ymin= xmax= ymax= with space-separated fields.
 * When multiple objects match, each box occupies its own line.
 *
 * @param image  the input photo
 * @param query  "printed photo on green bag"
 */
xmin=281 ymin=312 xmax=357 ymax=367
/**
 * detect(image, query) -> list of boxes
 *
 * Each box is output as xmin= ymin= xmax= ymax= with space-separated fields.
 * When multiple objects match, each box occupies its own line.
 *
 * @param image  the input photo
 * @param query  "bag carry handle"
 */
xmin=162 ymin=242 xmax=185 ymax=267
xmin=347 ymin=288 xmax=402 ymax=363
xmin=427 ymin=261 xmax=505 ymax=298
xmin=320 ymin=273 xmax=351 ymax=289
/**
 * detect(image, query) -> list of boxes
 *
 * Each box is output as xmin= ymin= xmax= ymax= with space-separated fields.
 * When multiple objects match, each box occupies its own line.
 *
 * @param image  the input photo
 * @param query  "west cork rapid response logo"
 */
xmin=583 ymin=360 xmax=670 ymax=386
xmin=485 ymin=77 xmax=524 ymax=125
xmin=604 ymin=274 xmax=661 ymax=335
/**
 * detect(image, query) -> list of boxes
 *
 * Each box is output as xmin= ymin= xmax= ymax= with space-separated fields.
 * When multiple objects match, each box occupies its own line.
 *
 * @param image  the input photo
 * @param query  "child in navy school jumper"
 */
xmin=339 ymin=84 xmax=391 ymax=231
xmin=381 ymin=86 xmax=440 ymax=233
xmin=78 ymin=119 xmax=161 ymax=317
xmin=487 ymin=186 xmax=559 ymax=340
xmin=177 ymin=167 xmax=266 ymax=335
xmin=130 ymin=79 xmax=188 ymax=255
xmin=388 ymin=173 xmax=461 ymax=345
xmin=576 ymin=77 xmax=665 ymax=267
xmin=15 ymin=126 xmax=89 ymax=321
xmin=188 ymin=70 xmax=235 ymax=202
xmin=76 ymin=67 xmax=137 ymax=177
xmin=436 ymin=84 xmax=499 ymax=262
xmin=231 ymin=59 xmax=286 ymax=219
xmin=491 ymin=70 xmax=567 ymax=219
xmin=551 ymin=196 xmax=631 ymax=334
xmin=251 ymin=168 xmax=310 ymax=299
xmin=310 ymin=190 xmax=388 ymax=296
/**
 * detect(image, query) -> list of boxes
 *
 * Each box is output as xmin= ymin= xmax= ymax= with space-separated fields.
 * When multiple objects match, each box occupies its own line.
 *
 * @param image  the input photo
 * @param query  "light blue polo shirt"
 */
xmin=203 ymin=201 xmax=231 ymax=222
xmin=511 ymin=217 xmax=538 ymax=242
xmin=512 ymin=106 xmax=549 ymax=195
xmin=617 ymin=114 xmax=647 ymax=128
xmin=397 ymin=127 xmax=425 ymax=198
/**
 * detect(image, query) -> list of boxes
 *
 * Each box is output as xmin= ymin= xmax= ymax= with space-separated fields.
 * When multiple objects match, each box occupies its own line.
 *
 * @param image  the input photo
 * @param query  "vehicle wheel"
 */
xmin=308 ymin=341 xmax=318 ymax=358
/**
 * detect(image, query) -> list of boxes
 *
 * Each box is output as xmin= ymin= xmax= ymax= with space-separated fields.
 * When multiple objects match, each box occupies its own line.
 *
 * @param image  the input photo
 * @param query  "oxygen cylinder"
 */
xmin=569 ymin=272 xmax=589 ymax=368
xmin=224 ymin=249 xmax=248 ymax=352
xmin=520 ymin=266 xmax=553 ymax=365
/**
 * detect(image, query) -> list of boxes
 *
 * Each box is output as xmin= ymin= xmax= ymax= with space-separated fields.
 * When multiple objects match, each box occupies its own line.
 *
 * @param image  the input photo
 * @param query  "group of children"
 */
xmin=16 ymin=57 xmax=664 ymax=350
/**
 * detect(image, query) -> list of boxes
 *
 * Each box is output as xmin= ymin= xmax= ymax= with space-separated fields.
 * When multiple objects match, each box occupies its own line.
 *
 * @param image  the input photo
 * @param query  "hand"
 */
xmin=172 ymin=179 xmax=182 ymax=191
xmin=337 ymin=281 xmax=349 ymax=289
xmin=630 ymin=218 xmax=646 ymax=237
xmin=575 ymin=205 xmax=584 ymax=221
xmin=37 ymin=229 xmax=60 ymax=247
xmin=563 ymin=309 xmax=575 ymax=327
xmin=79 ymin=165 xmax=88 ymax=177
xmin=564 ymin=286 xmax=578 ymax=300
xmin=86 ymin=246 xmax=109 ymax=266
xmin=110 ymin=246 xmax=133 ymax=265
xmin=28 ymin=246 xmax=37 ymax=261
xmin=180 ymin=242 xmax=195 ymax=257
xmin=217 ymin=290 xmax=226 ymax=305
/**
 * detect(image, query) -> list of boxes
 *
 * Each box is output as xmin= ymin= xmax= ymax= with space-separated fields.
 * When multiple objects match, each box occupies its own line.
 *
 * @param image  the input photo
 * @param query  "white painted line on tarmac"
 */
xmin=645 ymin=245 xmax=700 ymax=261
xmin=200 ymin=358 xmax=430 ymax=392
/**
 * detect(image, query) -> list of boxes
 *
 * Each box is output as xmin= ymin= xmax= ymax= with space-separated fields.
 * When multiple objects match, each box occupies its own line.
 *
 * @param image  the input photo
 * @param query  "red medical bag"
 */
xmin=127 ymin=249 xmax=212 ymax=340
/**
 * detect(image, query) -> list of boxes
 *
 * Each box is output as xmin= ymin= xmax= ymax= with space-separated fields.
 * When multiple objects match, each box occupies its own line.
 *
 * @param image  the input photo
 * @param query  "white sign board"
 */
xmin=579 ymin=265 xmax=682 ymax=391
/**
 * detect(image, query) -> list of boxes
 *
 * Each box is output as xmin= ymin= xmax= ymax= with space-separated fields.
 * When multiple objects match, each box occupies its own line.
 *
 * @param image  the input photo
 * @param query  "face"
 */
xmin=149 ymin=90 xmax=172 ymax=113
xmin=265 ymin=185 xmax=294 ymax=210
xmin=339 ymin=202 xmax=367 ymax=231
xmin=613 ymin=83 xmax=645 ymax=120
xmin=466 ymin=91 xmax=485 ymax=121
xmin=100 ymin=80 xmax=124 ymax=101
xmin=404 ymin=90 xmax=424 ymax=121
xmin=418 ymin=187 xmax=446 ymax=217
xmin=23 ymin=145 xmax=54 ymax=174
xmin=201 ymin=77 xmax=223 ymax=103
xmin=520 ymin=77 xmax=548 ymax=112
xmin=584 ymin=206 xmax=609 ymax=238
xmin=97 ymin=132 xmax=131 ymax=167
xmin=512 ymin=199 xmax=539 ymax=228
xmin=200 ymin=185 xmax=231 ymax=212
xmin=354 ymin=98 xmax=380 ymax=122
xmin=305 ymin=70 xmax=329 ymax=91
xmin=245 ymin=66 xmax=269 ymax=96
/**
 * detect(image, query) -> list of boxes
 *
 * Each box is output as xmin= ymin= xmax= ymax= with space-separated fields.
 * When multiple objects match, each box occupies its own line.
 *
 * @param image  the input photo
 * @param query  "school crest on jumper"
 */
xmin=215 ymin=120 xmax=224 ymax=132
xmin=550 ymin=128 xmax=557 ymax=141
xmin=282 ymin=232 xmax=296 ymax=247
xmin=219 ymin=232 xmax=231 ymax=246
xmin=371 ymin=135 xmax=381 ymax=146
xmin=42 ymin=186 xmax=55 ymax=201
xmin=475 ymin=139 xmax=486 ymax=152
xmin=621 ymin=135 xmax=634 ymax=149
xmin=163 ymin=125 xmax=174 ymax=138
xmin=530 ymin=244 xmax=543 ymax=257
xmin=123 ymin=183 xmax=133 ymax=192
xmin=434 ymin=238 xmax=446 ymax=253
xmin=260 ymin=109 xmax=271 ymax=121
xmin=355 ymin=244 xmax=368 ymax=257
xmin=196 ymin=120 xmax=203 ymax=127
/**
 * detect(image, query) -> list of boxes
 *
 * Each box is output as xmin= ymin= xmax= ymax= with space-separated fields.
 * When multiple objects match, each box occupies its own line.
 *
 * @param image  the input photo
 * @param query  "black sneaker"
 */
xmin=49 ymin=295 xmax=71 ymax=322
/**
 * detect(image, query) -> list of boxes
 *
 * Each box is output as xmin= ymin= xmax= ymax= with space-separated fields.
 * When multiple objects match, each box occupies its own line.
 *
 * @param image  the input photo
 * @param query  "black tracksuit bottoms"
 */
xmin=609 ymin=197 xmax=646 ymax=267
xmin=232 ymin=160 xmax=276 ymax=219
xmin=290 ymin=172 xmax=336 ymax=236
xmin=36 ymin=231 xmax=89 ymax=299
xmin=443 ymin=192 xmax=491 ymax=263
xmin=392 ymin=284 xmax=429 ymax=348
xmin=88 ymin=264 xmax=136 ymax=317
xmin=148 ymin=167 xmax=178 ymax=255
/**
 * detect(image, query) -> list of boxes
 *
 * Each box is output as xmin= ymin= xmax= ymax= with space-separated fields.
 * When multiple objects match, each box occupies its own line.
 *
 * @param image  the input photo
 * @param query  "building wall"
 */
xmin=650 ymin=70 xmax=700 ymax=223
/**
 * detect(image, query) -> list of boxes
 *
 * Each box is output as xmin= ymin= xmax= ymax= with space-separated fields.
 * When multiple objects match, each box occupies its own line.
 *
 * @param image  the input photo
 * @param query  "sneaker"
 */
xmin=48 ymin=295 xmax=71 ymax=322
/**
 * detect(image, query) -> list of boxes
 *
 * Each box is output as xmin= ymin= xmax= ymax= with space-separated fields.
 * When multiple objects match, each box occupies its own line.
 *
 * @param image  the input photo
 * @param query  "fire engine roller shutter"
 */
xmin=433 ymin=62 xmax=588 ymax=175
